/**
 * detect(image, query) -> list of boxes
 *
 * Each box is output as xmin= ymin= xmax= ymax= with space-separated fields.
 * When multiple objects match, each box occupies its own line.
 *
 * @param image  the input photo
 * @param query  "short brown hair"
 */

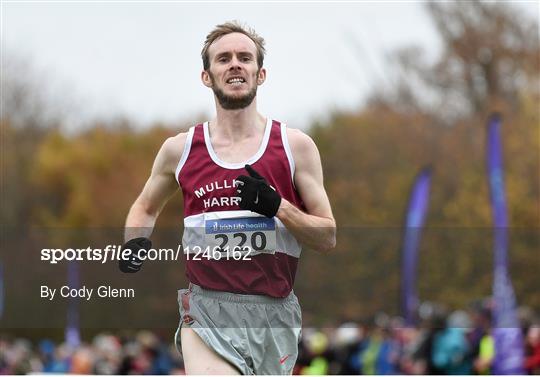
xmin=201 ymin=21 xmax=266 ymax=70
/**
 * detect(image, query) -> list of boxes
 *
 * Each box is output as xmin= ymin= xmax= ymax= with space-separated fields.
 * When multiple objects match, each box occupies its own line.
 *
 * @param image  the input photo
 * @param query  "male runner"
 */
xmin=121 ymin=21 xmax=336 ymax=374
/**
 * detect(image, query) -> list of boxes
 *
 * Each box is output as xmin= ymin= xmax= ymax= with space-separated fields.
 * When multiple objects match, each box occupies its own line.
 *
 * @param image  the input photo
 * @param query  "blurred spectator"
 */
xmin=349 ymin=314 xmax=399 ymax=375
xmin=432 ymin=310 xmax=473 ymax=374
xmin=407 ymin=301 xmax=448 ymax=374
xmin=299 ymin=329 xmax=330 ymax=375
xmin=473 ymin=331 xmax=494 ymax=374
xmin=329 ymin=322 xmax=363 ymax=374
xmin=468 ymin=299 xmax=495 ymax=375
xmin=525 ymin=323 xmax=540 ymax=374
xmin=93 ymin=334 xmax=121 ymax=374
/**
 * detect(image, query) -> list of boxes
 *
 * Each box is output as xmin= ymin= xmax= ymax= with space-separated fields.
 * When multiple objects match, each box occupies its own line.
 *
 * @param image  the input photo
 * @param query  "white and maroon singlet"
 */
xmin=175 ymin=118 xmax=304 ymax=298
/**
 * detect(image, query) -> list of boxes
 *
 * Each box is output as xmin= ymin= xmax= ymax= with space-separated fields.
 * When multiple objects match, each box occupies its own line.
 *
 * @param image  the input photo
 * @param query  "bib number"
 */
xmin=204 ymin=216 xmax=276 ymax=258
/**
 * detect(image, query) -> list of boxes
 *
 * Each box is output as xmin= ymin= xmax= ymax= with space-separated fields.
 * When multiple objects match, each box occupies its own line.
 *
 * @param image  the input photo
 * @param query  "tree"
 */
xmin=373 ymin=1 xmax=540 ymax=123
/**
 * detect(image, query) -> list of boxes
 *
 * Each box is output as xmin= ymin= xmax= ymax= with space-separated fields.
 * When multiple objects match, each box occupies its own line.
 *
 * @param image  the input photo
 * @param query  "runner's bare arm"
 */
xmin=124 ymin=133 xmax=186 ymax=241
xmin=276 ymin=129 xmax=336 ymax=253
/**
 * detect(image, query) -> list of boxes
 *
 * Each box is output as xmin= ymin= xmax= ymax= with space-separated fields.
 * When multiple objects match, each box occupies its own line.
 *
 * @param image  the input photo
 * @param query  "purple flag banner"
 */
xmin=486 ymin=113 xmax=525 ymax=374
xmin=401 ymin=166 xmax=432 ymax=326
xmin=65 ymin=261 xmax=81 ymax=347
xmin=0 ymin=262 xmax=4 ymax=319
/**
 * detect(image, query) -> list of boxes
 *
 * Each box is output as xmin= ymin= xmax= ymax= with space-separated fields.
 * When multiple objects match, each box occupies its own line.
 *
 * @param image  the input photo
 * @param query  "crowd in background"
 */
xmin=2 ymin=300 xmax=539 ymax=375
xmin=294 ymin=301 xmax=540 ymax=375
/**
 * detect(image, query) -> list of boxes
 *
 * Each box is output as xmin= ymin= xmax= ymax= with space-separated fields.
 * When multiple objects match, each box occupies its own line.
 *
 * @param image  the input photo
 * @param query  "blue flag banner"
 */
xmin=0 ymin=262 xmax=4 ymax=319
xmin=401 ymin=166 xmax=432 ymax=326
xmin=486 ymin=114 xmax=525 ymax=374
xmin=65 ymin=261 xmax=81 ymax=347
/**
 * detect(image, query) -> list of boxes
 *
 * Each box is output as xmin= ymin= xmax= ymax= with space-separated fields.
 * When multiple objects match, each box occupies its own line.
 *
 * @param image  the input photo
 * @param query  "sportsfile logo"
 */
xmin=40 ymin=245 xmax=185 ymax=264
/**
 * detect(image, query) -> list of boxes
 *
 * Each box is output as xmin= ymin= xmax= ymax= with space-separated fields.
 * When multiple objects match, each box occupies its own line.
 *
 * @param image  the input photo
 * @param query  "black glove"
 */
xmin=119 ymin=237 xmax=152 ymax=273
xmin=236 ymin=164 xmax=281 ymax=218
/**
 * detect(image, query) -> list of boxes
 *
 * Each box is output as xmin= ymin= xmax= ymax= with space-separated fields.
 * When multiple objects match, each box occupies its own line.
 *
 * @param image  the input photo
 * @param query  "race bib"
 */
xmin=204 ymin=214 xmax=277 ymax=257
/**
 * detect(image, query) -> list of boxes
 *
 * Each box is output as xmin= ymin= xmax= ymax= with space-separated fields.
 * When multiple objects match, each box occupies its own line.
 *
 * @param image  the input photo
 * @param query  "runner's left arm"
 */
xmin=276 ymin=129 xmax=336 ymax=253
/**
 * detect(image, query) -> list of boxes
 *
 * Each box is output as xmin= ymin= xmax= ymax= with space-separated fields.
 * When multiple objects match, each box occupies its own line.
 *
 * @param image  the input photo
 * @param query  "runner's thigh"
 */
xmin=181 ymin=327 xmax=241 ymax=375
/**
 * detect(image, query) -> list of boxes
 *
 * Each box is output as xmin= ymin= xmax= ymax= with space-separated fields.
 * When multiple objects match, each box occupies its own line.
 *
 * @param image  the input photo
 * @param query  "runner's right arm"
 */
xmin=124 ymin=133 xmax=186 ymax=241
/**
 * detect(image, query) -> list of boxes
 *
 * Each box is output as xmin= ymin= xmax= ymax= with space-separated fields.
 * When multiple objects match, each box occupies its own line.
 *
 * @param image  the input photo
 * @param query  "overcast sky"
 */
xmin=2 ymin=1 xmax=539 ymax=130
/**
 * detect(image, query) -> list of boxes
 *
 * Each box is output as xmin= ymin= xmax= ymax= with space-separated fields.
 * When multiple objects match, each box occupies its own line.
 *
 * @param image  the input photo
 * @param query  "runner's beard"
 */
xmin=210 ymin=74 xmax=258 ymax=110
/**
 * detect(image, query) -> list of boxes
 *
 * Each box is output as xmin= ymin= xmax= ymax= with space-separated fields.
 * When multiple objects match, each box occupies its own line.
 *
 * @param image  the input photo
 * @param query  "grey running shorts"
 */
xmin=174 ymin=283 xmax=302 ymax=375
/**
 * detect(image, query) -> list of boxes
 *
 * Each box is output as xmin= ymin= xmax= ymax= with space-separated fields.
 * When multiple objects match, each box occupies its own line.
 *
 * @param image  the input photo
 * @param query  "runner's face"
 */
xmin=203 ymin=33 xmax=266 ymax=110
